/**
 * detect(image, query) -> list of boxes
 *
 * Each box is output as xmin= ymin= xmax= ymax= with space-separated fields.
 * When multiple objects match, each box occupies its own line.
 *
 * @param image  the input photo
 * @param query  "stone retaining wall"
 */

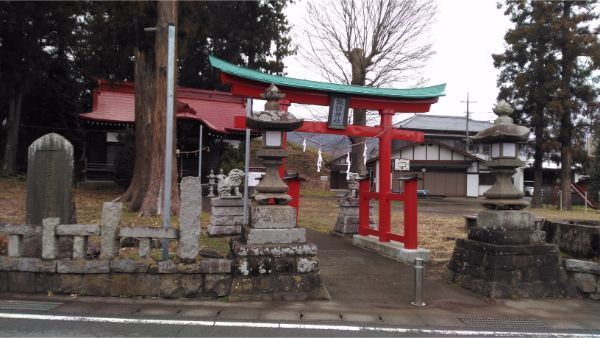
xmin=0 ymin=257 xmax=231 ymax=298
xmin=544 ymin=220 xmax=600 ymax=258
xmin=565 ymin=259 xmax=600 ymax=300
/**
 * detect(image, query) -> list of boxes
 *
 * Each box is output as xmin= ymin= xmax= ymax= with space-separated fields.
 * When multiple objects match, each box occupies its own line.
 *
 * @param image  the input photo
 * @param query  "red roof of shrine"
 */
xmin=79 ymin=80 xmax=247 ymax=134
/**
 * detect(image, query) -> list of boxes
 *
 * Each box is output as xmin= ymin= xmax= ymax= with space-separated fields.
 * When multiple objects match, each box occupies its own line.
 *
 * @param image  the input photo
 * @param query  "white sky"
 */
xmin=282 ymin=0 xmax=512 ymax=123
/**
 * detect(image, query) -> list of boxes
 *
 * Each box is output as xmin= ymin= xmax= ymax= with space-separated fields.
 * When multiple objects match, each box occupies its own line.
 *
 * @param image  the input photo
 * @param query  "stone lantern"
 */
xmin=246 ymin=84 xmax=303 ymax=205
xmin=446 ymin=100 xmax=569 ymax=299
xmin=471 ymin=100 xmax=529 ymax=210
xmin=229 ymin=84 xmax=324 ymax=301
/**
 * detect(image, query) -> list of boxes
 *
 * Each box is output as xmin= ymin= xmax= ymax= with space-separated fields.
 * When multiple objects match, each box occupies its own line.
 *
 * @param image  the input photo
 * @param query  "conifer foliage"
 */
xmin=494 ymin=1 xmax=600 ymax=209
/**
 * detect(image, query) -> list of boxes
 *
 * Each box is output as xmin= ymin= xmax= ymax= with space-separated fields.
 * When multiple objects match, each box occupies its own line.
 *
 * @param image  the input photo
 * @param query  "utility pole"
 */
xmin=461 ymin=93 xmax=477 ymax=152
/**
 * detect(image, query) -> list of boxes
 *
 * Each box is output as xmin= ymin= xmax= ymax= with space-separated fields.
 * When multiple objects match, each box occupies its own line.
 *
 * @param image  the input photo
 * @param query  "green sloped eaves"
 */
xmin=209 ymin=56 xmax=446 ymax=100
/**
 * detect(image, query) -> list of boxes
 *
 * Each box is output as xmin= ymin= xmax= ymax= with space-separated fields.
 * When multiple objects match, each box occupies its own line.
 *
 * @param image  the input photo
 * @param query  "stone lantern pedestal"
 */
xmin=446 ymin=101 xmax=569 ymax=298
xmin=229 ymin=85 xmax=325 ymax=301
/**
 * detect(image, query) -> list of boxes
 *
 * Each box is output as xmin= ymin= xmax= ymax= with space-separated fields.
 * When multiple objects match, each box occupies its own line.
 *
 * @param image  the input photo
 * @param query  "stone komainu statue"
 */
xmin=346 ymin=172 xmax=359 ymax=198
xmin=217 ymin=169 xmax=244 ymax=198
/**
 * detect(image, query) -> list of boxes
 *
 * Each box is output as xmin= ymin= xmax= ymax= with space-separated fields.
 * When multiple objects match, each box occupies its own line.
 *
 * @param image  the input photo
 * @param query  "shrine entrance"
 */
xmin=210 ymin=56 xmax=445 ymax=253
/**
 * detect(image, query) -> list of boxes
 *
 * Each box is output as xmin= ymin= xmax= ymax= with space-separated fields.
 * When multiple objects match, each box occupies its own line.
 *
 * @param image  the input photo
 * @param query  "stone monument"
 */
xmin=446 ymin=101 xmax=569 ymax=298
xmin=229 ymin=84 xmax=323 ymax=300
xmin=208 ymin=169 xmax=244 ymax=236
xmin=333 ymin=173 xmax=375 ymax=234
xmin=24 ymin=133 xmax=76 ymax=257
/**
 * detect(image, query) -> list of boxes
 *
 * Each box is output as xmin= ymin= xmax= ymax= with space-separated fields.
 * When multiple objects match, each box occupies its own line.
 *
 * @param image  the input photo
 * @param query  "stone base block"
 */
xmin=210 ymin=215 xmax=244 ymax=226
xmin=231 ymin=241 xmax=318 ymax=257
xmin=250 ymin=205 xmax=296 ymax=229
xmin=211 ymin=197 xmax=244 ymax=207
xmin=229 ymin=272 xmax=324 ymax=301
xmin=333 ymin=217 xmax=359 ymax=234
xmin=476 ymin=210 xmax=534 ymax=230
xmin=446 ymin=238 xmax=570 ymax=299
xmin=352 ymin=235 xmax=430 ymax=264
xmin=242 ymin=226 xmax=306 ymax=245
xmin=468 ymin=227 xmax=546 ymax=245
xmin=229 ymin=239 xmax=323 ymax=301
xmin=207 ymin=225 xmax=241 ymax=236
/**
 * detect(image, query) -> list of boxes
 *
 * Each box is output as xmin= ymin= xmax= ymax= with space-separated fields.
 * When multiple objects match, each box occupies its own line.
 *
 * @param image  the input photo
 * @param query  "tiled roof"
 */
xmin=79 ymin=80 xmax=247 ymax=134
xmin=395 ymin=114 xmax=493 ymax=133
xmin=209 ymin=55 xmax=446 ymax=99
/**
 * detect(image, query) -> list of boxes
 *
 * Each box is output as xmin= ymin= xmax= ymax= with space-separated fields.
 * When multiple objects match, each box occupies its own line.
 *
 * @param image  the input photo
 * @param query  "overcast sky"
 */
xmin=282 ymin=0 xmax=512 ymax=123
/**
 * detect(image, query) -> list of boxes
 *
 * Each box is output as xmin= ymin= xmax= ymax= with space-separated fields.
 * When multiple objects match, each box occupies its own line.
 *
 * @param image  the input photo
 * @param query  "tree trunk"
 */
xmin=2 ymin=91 xmax=24 ymax=174
xmin=532 ymin=140 xmax=544 ymax=208
xmin=558 ymin=1 xmax=573 ymax=210
xmin=349 ymin=48 xmax=367 ymax=175
xmin=123 ymin=48 xmax=155 ymax=211
xmin=139 ymin=0 xmax=179 ymax=216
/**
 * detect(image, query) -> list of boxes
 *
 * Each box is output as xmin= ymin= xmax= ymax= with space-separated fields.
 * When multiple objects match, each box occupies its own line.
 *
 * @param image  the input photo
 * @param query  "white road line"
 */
xmin=0 ymin=312 xmax=597 ymax=337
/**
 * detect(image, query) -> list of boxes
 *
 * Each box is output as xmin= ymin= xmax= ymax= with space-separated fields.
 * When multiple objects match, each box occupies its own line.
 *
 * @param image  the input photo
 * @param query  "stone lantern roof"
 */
xmin=471 ymin=100 xmax=529 ymax=143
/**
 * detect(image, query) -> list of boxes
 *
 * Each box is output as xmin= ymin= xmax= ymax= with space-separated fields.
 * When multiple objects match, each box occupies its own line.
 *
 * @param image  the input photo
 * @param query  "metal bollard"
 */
xmin=411 ymin=258 xmax=426 ymax=307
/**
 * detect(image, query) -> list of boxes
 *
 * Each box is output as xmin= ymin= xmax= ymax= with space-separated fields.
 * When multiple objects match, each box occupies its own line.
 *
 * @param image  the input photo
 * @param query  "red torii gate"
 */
xmin=210 ymin=56 xmax=445 ymax=249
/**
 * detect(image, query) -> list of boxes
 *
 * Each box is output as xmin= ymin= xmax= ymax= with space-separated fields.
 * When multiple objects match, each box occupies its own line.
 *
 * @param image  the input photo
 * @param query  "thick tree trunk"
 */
xmin=558 ymin=2 xmax=573 ymax=210
xmin=123 ymin=48 xmax=155 ymax=211
xmin=532 ymin=141 xmax=544 ymax=208
xmin=2 ymin=91 xmax=24 ymax=174
xmin=349 ymin=48 xmax=367 ymax=175
xmin=139 ymin=0 xmax=179 ymax=216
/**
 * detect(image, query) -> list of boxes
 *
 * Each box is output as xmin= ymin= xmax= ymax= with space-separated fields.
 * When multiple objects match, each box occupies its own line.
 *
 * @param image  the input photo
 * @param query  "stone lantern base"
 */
xmin=333 ymin=197 xmax=376 ymax=235
xmin=229 ymin=204 xmax=326 ymax=301
xmin=446 ymin=210 xmax=571 ymax=298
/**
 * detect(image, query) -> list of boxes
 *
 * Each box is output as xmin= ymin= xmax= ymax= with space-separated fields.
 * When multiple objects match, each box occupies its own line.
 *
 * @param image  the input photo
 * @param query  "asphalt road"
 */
xmin=0 ymin=312 xmax=596 ymax=337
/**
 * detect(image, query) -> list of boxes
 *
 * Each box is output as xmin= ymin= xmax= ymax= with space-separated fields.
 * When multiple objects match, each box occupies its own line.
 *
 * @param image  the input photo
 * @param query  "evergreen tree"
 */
xmin=548 ymin=1 xmax=600 ymax=210
xmin=494 ymin=1 xmax=599 ymax=209
xmin=493 ymin=1 xmax=561 ymax=208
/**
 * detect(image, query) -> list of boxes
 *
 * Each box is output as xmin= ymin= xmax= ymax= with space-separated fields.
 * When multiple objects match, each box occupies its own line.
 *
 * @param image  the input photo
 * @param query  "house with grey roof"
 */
xmin=328 ymin=114 xmax=527 ymax=197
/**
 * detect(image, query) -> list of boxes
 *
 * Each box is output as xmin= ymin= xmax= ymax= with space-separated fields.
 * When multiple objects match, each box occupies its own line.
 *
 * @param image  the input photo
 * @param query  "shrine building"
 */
xmin=79 ymin=79 xmax=257 ymax=183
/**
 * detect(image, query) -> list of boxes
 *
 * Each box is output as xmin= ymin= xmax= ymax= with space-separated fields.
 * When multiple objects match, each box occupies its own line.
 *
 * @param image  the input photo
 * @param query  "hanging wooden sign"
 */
xmin=327 ymin=95 xmax=349 ymax=130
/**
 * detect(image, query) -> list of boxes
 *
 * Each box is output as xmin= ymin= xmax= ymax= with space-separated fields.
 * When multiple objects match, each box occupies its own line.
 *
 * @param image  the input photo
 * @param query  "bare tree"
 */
xmin=300 ymin=0 xmax=436 ymax=174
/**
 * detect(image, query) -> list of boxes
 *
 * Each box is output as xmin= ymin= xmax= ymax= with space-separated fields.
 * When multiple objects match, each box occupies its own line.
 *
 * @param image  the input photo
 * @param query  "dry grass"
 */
xmin=1 ymin=177 xmax=598 ymax=273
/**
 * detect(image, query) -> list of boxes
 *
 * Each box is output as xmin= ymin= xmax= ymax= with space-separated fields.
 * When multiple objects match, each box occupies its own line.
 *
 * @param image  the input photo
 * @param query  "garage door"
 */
xmin=423 ymin=172 xmax=466 ymax=197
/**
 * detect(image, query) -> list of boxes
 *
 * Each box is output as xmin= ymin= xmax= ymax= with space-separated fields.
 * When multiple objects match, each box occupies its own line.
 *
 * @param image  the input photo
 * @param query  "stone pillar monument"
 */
xmin=229 ymin=84 xmax=324 ymax=301
xmin=208 ymin=169 xmax=244 ymax=236
xmin=446 ymin=101 xmax=569 ymax=298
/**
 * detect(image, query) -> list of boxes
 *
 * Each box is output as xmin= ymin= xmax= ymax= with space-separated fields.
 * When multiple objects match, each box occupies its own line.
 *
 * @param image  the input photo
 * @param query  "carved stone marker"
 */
xmin=177 ymin=176 xmax=202 ymax=260
xmin=24 ymin=133 xmax=75 ymax=257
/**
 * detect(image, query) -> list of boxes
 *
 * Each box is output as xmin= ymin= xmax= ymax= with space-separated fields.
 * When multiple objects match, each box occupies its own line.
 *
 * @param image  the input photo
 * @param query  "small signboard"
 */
xmin=320 ymin=175 xmax=329 ymax=181
xmin=327 ymin=95 xmax=349 ymax=130
xmin=394 ymin=158 xmax=410 ymax=171
xmin=247 ymin=172 xmax=265 ymax=187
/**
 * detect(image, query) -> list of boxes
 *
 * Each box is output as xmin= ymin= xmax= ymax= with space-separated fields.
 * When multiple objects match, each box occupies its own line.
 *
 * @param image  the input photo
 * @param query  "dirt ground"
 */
xmin=1 ymin=178 xmax=598 ymax=274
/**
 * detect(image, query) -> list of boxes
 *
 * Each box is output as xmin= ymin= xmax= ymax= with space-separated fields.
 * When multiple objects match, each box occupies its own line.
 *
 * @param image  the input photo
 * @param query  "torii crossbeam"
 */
xmin=211 ymin=56 xmax=446 ymax=249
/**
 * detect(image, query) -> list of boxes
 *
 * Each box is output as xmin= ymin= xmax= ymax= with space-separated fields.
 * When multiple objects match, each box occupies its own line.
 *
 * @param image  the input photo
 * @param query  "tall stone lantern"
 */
xmin=471 ymin=100 xmax=529 ymax=210
xmin=446 ymin=100 xmax=569 ymax=299
xmin=229 ymin=84 xmax=324 ymax=301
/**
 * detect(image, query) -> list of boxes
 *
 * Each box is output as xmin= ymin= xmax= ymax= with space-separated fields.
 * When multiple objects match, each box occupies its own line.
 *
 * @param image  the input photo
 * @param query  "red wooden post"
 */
xmin=358 ymin=178 xmax=370 ymax=236
xmin=287 ymin=178 xmax=301 ymax=221
xmin=403 ymin=177 xmax=418 ymax=249
xmin=279 ymin=99 xmax=290 ymax=178
xmin=377 ymin=109 xmax=394 ymax=242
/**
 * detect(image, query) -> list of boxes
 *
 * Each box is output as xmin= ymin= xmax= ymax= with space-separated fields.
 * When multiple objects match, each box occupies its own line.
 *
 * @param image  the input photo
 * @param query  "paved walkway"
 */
xmin=1 ymin=229 xmax=599 ymax=335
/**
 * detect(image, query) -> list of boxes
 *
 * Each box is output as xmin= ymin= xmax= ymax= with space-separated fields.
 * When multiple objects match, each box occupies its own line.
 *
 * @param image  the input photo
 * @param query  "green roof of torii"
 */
xmin=209 ymin=56 xmax=446 ymax=100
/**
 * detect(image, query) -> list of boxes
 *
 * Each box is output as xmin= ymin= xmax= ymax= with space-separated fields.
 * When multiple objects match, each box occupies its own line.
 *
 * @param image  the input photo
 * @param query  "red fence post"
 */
xmin=378 ymin=109 xmax=394 ymax=242
xmin=403 ymin=177 xmax=418 ymax=249
xmin=284 ymin=174 xmax=304 ymax=222
xmin=358 ymin=178 xmax=370 ymax=236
